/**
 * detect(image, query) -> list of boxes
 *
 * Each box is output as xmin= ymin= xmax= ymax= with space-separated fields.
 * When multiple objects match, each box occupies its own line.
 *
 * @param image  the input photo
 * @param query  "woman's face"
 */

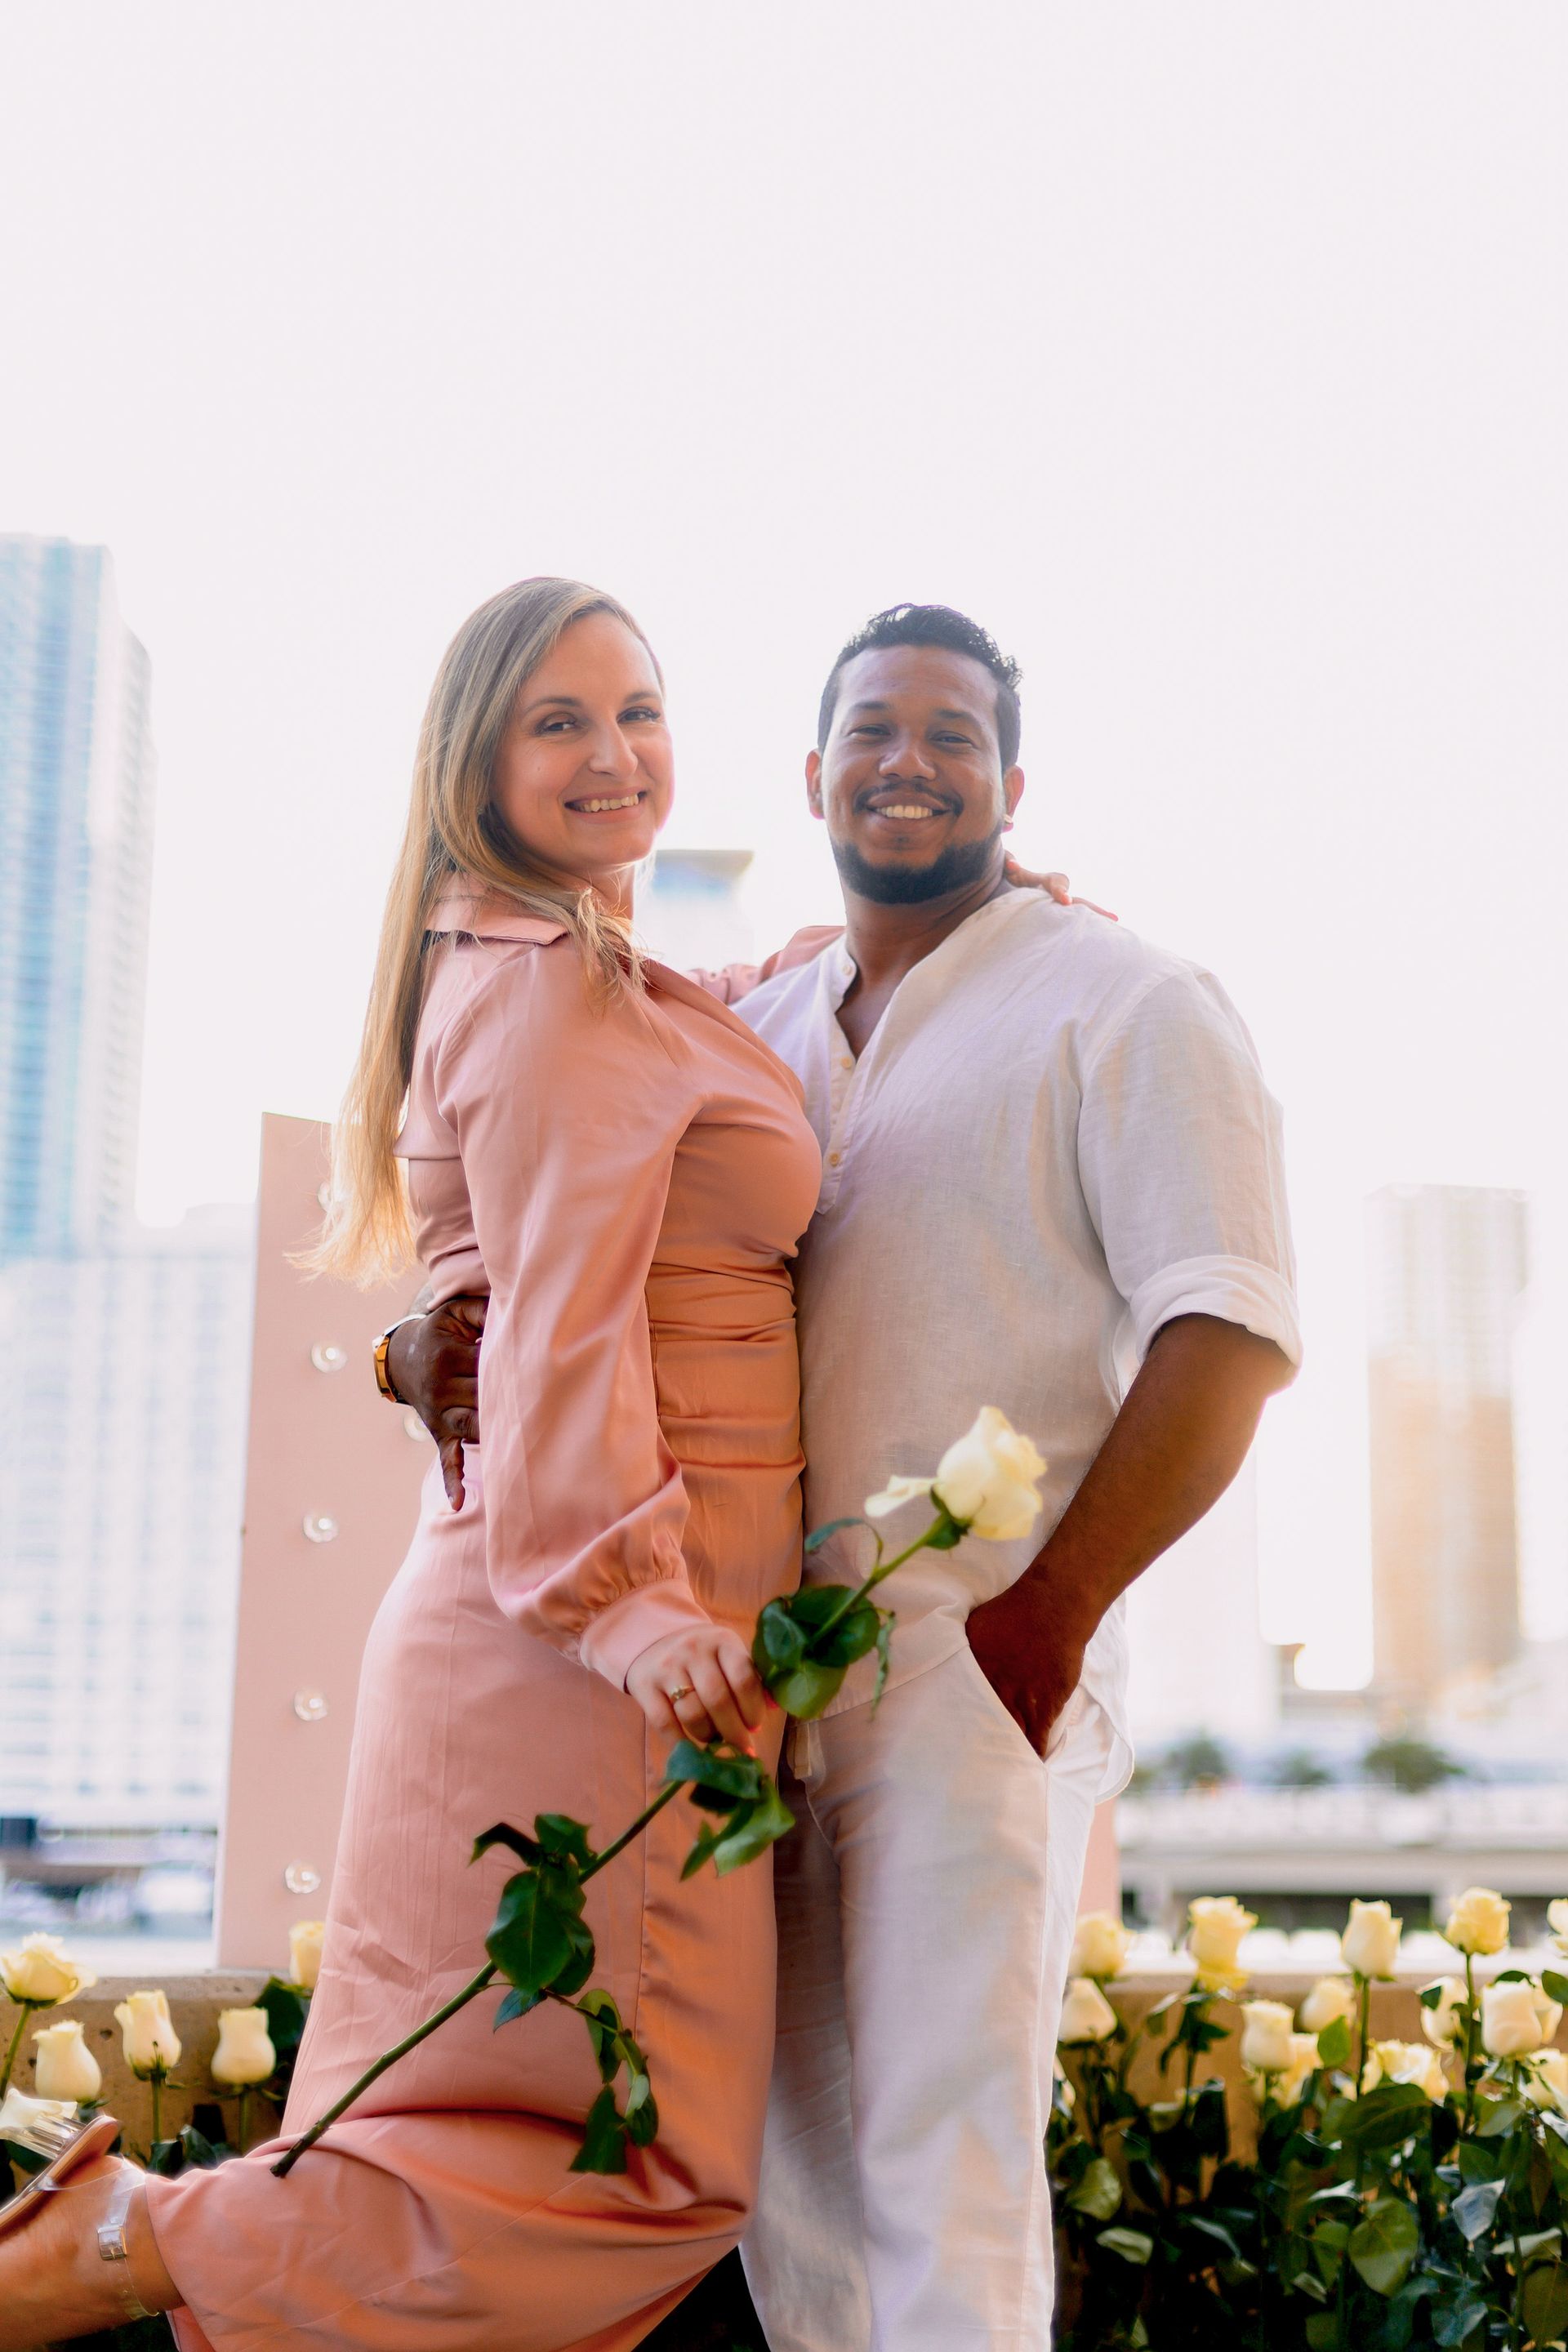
xmin=490 ymin=610 xmax=673 ymax=893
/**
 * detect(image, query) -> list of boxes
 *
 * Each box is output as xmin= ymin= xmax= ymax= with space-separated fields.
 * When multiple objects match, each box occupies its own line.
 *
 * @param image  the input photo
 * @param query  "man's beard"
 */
xmin=830 ymin=823 xmax=1002 ymax=906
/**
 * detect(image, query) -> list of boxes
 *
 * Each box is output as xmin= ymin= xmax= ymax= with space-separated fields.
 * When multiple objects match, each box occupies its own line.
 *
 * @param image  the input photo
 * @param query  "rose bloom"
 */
xmin=114 ymin=1989 xmax=182 ymax=2077
xmin=1058 ymin=1976 xmax=1119 ymax=2045
xmin=1298 ymin=1976 xmax=1355 ymax=2034
xmin=1187 ymin=1896 xmax=1257 ymax=1995
xmin=212 ymin=2007 xmax=277 ymax=2088
xmin=289 ymin=1920 xmax=327 ymax=1993
xmin=1445 ymin=1887 xmax=1511 ymax=1958
xmin=1276 ymin=2032 xmax=1322 ymax=2107
xmin=1525 ymin=2049 xmax=1568 ymax=2117
xmin=1548 ymin=1899 xmax=1568 ymax=1961
xmin=1240 ymin=2000 xmax=1296 ymax=2074
xmin=1481 ymin=1979 xmax=1561 ymax=2059
xmin=31 ymin=2020 xmax=102 ymax=2105
xmin=1 ymin=1933 xmax=97 ymax=2007
xmin=1361 ymin=2038 xmax=1449 ymax=2103
xmin=1340 ymin=1900 xmax=1401 ymax=1980
xmin=1419 ymin=1977 xmax=1470 ymax=2050
xmin=1070 ymin=1911 xmax=1130 ymax=1983
xmin=866 ymin=1407 xmax=1048 ymax=1543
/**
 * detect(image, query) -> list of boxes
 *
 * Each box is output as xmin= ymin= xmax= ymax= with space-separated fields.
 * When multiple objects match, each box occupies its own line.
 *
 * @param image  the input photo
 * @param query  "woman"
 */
xmin=0 ymin=578 xmax=822 ymax=2349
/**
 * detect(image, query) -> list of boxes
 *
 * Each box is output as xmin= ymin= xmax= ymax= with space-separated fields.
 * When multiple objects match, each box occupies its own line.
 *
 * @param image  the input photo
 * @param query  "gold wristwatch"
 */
xmin=372 ymin=1312 xmax=424 ymax=1405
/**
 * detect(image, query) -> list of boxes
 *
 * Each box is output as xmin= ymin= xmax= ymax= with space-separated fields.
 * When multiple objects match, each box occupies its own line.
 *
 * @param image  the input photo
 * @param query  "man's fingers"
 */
xmin=438 ymin=1437 xmax=466 ymax=1512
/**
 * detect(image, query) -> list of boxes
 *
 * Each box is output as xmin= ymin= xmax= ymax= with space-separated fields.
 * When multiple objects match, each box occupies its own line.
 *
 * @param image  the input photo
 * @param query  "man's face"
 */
xmin=807 ymin=644 xmax=1024 ymax=905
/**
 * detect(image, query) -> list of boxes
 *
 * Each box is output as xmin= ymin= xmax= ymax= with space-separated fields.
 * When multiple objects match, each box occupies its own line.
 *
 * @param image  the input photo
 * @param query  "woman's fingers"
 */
xmin=626 ymin=1627 xmax=765 ymax=1753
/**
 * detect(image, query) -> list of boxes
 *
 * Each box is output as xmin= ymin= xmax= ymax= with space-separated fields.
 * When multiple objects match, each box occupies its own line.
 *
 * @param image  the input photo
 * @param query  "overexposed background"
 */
xmin=2 ymin=2 xmax=1563 ymax=1682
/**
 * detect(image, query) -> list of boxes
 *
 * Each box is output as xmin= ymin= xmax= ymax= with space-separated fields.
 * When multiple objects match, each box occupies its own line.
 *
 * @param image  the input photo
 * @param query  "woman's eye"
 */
xmin=622 ymin=705 xmax=663 ymax=724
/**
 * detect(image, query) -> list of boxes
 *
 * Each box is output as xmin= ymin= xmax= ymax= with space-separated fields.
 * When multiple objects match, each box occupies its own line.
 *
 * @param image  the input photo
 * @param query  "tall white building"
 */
xmin=0 ymin=537 xmax=155 ymax=1260
xmin=0 ymin=539 xmax=254 ymax=1832
xmin=1366 ymin=1184 xmax=1529 ymax=1713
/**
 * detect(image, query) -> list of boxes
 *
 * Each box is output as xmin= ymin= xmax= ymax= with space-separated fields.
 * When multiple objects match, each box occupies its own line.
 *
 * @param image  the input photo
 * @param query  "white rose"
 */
xmin=1548 ymin=1899 xmax=1568 ymax=1960
xmin=1445 ymin=1887 xmax=1511 ymax=1958
xmin=1240 ymin=2000 xmax=1296 ymax=2074
xmin=1058 ymin=1976 xmax=1119 ymax=2044
xmin=1070 ymin=1911 xmax=1130 ymax=1983
xmin=1187 ymin=1895 xmax=1257 ymax=1995
xmin=1298 ymin=1976 xmax=1356 ymax=2034
xmin=865 ymin=1407 xmax=1048 ymax=1543
xmin=1481 ymin=1979 xmax=1556 ymax=2058
xmin=114 ymin=1988 xmax=182 ymax=2077
xmin=0 ymin=1933 xmax=97 ymax=2007
xmin=1276 ymin=2033 xmax=1322 ymax=2106
xmin=1419 ymin=1978 xmax=1470 ymax=2050
xmin=1052 ymin=2054 xmax=1076 ymax=2115
xmin=1340 ymin=1900 xmax=1401 ymax=1980
xmin=0 ymin=2087 xmax=78 ymax=2147
xmin=31 ymin=2020 xmax=103 ymax=2105
xmin=1361 ymin=2039 xmax=1449 ymax=2103
xmin=211 ymin=2007 xmax=276 ymax=2088
xmin=288 ymin=1920 xmax=327 ymax=1993
xmin=1525 ymin=2049 xmax=1568 ymax=2116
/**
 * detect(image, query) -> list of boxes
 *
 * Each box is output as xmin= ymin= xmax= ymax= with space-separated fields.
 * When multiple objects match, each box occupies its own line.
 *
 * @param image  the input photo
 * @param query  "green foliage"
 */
xmin=752 ymin=1580 xmax=891 ymax=1717
xmin=1156 ymin=1734 xmax=1231 ymax=1790
xmin=1359 ymin=1736 xmax=1466 ymax=1794
xmin=1051 ymin=1973 xmax=1568 ymax=2350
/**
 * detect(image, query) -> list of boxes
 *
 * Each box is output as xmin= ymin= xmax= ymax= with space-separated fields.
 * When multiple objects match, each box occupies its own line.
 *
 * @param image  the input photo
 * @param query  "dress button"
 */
xmin=827 ymin=1151 xmax=842 ymax=1167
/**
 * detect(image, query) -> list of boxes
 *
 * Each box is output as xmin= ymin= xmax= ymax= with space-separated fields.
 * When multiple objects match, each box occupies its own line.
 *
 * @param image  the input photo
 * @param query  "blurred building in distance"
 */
xmin=0 ymin=1211 xmax=252 ymax=1827
xmin=635 ymin=845 xmax=755 ymax=974
xmin=0 ymin=538 xmax=253 ymax=1886
xmin=0 ymin=537 xmax=155 ymax=1262
xmin=1366 ymin=1184 xmax=1528 ymax=1715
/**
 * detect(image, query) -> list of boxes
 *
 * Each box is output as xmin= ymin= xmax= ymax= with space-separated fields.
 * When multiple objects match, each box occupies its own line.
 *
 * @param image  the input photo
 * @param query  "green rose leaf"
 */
xmin=484 ymin=1864 xmax=584 ymax=1995
xmin=665 ymin=1742 xmax=764 ymax=1803
xmin=624 ymin=2066 xmax=659 ymax=2149
xmin=1432 ymin=2296 xmax=1489 ymax=2349
xmin=1476 ymin=2096 xmax=1525 ymax=2140
xmin=577 ymin=1989 xmax=624 ymax=2081
xmin=872 ymin=1610 xmax=896 ymax=1710
xmin=551 ymin=1913 xmax=597 ymax=1999
xmin=256 ymin=1976 xmax=310 ymax=2065
xmin=691 ymin=1775 xmax=797 ymax=1878
xmin=1066 ymin=2155 xmax=1123 ymax=2221
xmin=1096 ymin=2226 xmax=1155 ymax=2265
xmin=492 ymin=1984 xmax=543 ymax=2030
xmin=1523 ymin=2260 xmax=1568 ymax=2348
xmin=1348 ymin=2198 xmax=1419 ymax=2296
xmin=1333 ymin=2081 xmax=1429 ymax=2154
xmin=532 ymin=1814 xmax=595 ymax=1869
xmin=803 ymin=1517 xmax=869 ymax=1555
xmin=1304 ymin=2314 xmax=1342 ymax=2352
xmin=752 ymin=1599 xmax=810 ymax=1673
xmin=1316 ymin=2013 xmax=1352 ymax=2070
xmin=177 ymin=2124 xmax=224 ymax=2170
xmin=471 ymin=1820 xmax=543 ymax=1868
xmin=1450 ymin=2176 xmax=1505 ymax=2242
xmin=1542 ymin=1968 xmax=1568 ymax=2006
xmin=570 ymin=2087 xmax=629 ymax=2176
xmin=765 ymin=1659 xmax=848 ymax=1720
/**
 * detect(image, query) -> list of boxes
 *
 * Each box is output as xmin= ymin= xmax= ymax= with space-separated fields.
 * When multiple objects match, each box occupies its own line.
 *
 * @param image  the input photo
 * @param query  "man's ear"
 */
xmin=805 ymin=747 xmax=826 ymax=819
xmin=1003 ymin=765 xmax=1025 ymax=826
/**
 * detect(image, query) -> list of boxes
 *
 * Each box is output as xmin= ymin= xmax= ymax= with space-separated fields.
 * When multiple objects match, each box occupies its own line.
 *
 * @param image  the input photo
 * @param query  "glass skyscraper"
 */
xmin=0 ymin=536 xmax=155 ymax=1259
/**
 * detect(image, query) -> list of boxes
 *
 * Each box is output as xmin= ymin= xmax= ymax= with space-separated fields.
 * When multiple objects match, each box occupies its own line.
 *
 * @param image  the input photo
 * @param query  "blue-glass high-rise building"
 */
xmin=0 ymin=537 xmax=155 ymax=1259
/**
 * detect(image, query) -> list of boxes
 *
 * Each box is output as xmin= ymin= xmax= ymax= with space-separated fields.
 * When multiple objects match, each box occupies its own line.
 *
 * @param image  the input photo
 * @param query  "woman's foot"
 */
xmin=0 ymin=2155 xmax=180 ymax=2349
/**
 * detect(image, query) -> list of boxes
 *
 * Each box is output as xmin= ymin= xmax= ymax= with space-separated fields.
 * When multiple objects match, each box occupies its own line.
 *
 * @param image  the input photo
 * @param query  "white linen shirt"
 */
xmin=728 ymin=888 xmax=1301 ymax=1794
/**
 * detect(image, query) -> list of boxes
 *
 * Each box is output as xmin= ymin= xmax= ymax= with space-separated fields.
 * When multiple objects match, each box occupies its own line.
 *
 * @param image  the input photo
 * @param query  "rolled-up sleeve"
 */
xmin=435 ymin=944 xmax=715 ymax=1686
xmin=1076 ymin=969 xmax=1303 ymax=1371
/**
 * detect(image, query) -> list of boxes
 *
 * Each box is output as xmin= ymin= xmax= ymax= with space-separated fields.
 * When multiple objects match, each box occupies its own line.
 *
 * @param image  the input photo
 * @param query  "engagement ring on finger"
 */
xmin=667 ymin=1685 xmax=694 ymax=1705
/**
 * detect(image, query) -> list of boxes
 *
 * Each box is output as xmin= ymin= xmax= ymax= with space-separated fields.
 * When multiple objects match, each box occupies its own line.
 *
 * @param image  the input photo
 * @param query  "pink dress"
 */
xmin=147 ymin=893 xmax=821 ymax=2350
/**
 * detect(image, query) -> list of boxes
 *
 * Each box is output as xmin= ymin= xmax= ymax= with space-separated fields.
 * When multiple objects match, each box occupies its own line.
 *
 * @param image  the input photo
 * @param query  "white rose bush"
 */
xmin=275 ymin=1407 xmax=1049 ymax=2181
xmin=1050 ymin=1888 xmax=1568 ymax=2352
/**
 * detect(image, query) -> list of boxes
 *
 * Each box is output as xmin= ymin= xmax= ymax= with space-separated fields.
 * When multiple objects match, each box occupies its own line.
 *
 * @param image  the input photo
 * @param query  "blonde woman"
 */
xmin=0 ymin=579 xmax=821 ymax=2349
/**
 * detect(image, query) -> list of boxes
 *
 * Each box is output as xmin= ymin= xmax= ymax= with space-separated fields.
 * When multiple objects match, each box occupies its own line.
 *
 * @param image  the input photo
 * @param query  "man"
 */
xmin=388 ymin=604 xmax=1299 ymax=2350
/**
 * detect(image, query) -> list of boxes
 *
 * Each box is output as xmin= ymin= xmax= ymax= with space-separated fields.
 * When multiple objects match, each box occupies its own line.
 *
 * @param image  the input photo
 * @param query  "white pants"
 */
xmin=742 ymin=1644 xmax=1111 ymax=2351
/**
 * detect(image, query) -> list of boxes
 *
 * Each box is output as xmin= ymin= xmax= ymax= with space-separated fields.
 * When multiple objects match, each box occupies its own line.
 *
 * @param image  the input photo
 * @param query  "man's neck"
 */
xmin=840 ymin=859 xmax=1015 ymax=991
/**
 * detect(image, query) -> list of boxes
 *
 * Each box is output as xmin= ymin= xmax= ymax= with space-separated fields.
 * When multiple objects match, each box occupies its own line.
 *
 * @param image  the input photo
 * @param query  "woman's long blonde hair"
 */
xmin=312 ymin=576 xmax=653 ymax=1285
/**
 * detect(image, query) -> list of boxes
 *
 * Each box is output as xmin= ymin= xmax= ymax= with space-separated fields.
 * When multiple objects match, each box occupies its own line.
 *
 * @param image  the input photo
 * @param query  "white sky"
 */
xmin=2 ymin=3 xmax=1564 ymax=1683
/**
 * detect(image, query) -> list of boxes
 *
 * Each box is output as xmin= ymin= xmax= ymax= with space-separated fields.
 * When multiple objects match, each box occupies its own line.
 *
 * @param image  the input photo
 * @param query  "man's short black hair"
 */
xmin=817 ymin=604 xmax=1023 ymax=771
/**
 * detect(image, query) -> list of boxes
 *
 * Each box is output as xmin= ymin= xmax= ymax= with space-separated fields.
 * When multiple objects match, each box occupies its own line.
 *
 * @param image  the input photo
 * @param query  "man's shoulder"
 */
xmin=1005 ymin=896 xmax=1215 ymax=1018
xmin=733 ymin=924 xmax=844 ymax=1014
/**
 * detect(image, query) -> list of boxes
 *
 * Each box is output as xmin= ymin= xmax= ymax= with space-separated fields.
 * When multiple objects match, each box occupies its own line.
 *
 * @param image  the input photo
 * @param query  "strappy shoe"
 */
xmin=0 ymin=2094 xmax=154 ymax=2323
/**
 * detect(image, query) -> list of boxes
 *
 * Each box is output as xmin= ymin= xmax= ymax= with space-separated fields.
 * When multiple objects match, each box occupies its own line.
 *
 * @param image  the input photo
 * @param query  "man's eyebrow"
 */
xmin=841 ymin=698 xmax=985 ymax=727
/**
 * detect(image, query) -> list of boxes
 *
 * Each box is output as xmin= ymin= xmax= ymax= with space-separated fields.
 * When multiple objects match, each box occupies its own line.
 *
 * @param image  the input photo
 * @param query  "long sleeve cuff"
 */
xmin=1125 ymin=1253 xmax=1303 ymax=1370
xmin=577 ymin=1577 xmax=716 ymax=1690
